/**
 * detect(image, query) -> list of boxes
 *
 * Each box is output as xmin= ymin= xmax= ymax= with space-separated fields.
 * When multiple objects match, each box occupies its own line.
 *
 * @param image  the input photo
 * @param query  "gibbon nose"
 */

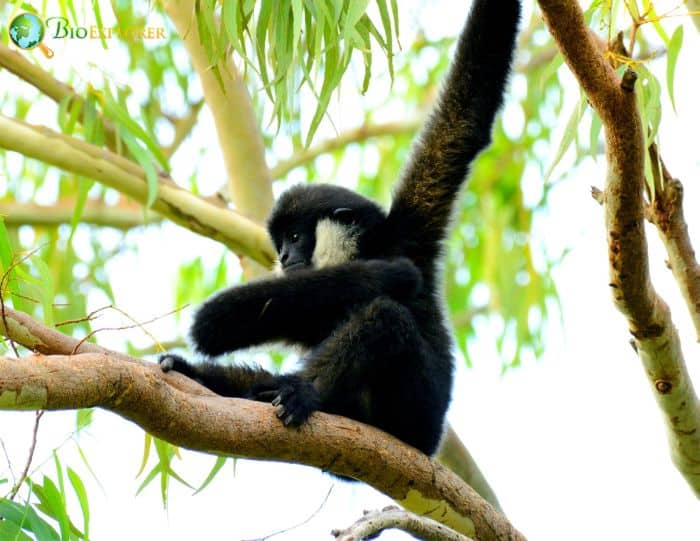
xmin=280 ymin=250 xmax=290 ymax=264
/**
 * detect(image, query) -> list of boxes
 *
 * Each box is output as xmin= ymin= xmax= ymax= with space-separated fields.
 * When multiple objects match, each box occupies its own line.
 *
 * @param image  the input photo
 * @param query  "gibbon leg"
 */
xmin=160 ymin=354 xmax=321 ymax=426
xmin=160 ymin=354 xmax=275 ymax=396
xmin=301 ymin=297 xmax=449 ymax=456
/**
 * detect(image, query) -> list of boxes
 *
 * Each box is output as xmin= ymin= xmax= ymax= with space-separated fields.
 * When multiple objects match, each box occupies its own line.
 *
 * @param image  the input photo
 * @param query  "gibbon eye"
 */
xmin=289 ymin=232 xmax=300 ymax=243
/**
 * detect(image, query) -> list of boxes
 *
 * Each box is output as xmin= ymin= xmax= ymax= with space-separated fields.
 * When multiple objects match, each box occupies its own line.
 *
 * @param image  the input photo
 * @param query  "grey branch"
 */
xmin=332 ymin=506 xmax=474 ymax=541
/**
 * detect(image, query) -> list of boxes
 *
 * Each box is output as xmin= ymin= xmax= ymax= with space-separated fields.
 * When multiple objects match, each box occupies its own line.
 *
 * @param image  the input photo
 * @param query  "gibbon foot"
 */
xmin=248 ymin=375 xmax=320 ymax=427
xmin=158 ymin=353 xmax=188 ymax=373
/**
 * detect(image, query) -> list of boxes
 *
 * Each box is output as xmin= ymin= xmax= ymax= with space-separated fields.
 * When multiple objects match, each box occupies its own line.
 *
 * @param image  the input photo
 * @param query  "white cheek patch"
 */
xmin=312 ymin=218 xmax=358 ymax=268
xmin=273 ymin=258 xmax=284 ymax=276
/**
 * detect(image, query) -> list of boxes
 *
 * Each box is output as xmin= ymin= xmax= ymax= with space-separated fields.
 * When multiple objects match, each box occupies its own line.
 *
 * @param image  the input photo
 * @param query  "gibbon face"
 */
xmin=267 ymin=184 xmax=386 ymax=274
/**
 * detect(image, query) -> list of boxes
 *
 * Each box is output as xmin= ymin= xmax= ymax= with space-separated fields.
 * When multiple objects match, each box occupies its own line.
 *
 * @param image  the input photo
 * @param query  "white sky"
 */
xmin=1 ymin=1 xmax=700 ymax=540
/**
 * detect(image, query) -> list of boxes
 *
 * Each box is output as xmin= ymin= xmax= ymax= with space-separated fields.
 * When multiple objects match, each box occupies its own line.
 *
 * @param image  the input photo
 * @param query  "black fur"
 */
xmin=161 ymin=0 xmax=520 ymax=462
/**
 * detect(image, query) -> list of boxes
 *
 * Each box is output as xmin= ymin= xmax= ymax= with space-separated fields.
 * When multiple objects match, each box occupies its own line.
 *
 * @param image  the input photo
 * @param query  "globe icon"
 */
xmin=9 ymin=12 xmax=45 ymax=50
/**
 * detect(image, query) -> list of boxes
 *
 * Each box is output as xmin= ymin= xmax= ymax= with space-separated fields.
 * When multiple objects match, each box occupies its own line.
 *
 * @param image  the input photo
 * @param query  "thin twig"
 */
xmin=0 ymin=437 xmax=17 ymax=487
xmin=69 ymin=304 xmax=187 ymax=354
xmin=242 ymin=485 xmax=334 ymax=541
xmin=8 ymin=410 xmax=44 ymax=500
xmin=0 ymin=246 xmax=45 ymax=357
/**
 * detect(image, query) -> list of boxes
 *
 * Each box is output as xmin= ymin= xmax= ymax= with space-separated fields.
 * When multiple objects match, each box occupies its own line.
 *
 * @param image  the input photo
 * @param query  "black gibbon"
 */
xmin=160 ymin=0 xmax=521 ymax=461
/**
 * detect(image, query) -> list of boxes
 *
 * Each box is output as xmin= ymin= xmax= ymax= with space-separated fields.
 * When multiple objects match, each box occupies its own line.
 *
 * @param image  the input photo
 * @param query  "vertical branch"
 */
xmin=646 ymin=148 xmax=700 ymax=340
xmin=537 ymin=0 xmax=700 ymax=495
xmin=164 ymin=1 xmax=274 ymax=276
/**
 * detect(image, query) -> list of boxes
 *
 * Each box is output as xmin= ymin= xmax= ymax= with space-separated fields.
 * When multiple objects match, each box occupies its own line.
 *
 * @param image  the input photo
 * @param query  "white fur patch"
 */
xmin=311 ymin=218 xmax=358 ymax=268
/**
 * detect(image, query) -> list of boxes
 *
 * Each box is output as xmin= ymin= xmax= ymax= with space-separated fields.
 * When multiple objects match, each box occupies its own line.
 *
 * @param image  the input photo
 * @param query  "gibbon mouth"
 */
xmin=283 ymin=261 xmax=308 ymax=273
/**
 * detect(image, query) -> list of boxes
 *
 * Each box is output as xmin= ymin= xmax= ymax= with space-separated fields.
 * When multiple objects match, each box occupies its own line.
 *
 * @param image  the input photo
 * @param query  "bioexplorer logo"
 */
xmin=7 ymin=11 xmax=166 ymax=58
xmin=8 ymin=12 xmax=53 ymax=57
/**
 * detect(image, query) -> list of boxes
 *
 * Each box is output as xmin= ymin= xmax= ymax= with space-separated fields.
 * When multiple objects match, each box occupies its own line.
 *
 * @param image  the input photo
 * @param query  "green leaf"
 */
xmin=82 ymin=91 xmax=104 ymax=146
xmin=120 ymin=129 xmax=159 ymax=208
xmin=375 ymin=0 xmax=395 ymax=77
xmin=290 ymin=0 xmax=303 ymax=62
xmin=194 ymin=456 xmax=227 ymax=495
xmin=0 ymin=499 xmax=31 ymax=529
xmin=0 ymin=217 xmax=13 ymax=274
xmin=666 ymin=25 xmax=683 ymax=113
xmin=545 ymin=93 xmax=586 ymax=182
xmin=32 ymin=257 xmax=55 ymax=328
xmin=356 ymin=17 xmax=373 ymax=93
xmin=222 ymin=0 xmax=239 ymax=48
xmin=101 ymin=87 xmax=169 ymax=171
xmin=67 ymin=468 xmax=90 ymax=540
xmin=643 ymin=0 xmax=670 ymax=44
xmin=0 ymin=520 xmax=33 ymax=541
xmin=343 ymin=0 xmax=370 ymax=39
xmin=76 ymin=409 xmax=93 ymax=432
xmin=74 ymin=443 xmax=103 ymax=491
xmin=136 ymin=433 xmax=152 ymax=478
xmin=69 ymin=178 xmax=95 ymax=243
xmin=91 ymin=0 xmax=108 ymax=49
xmin=32 ymin=478 xmax=70 ymax=541
xmin=390 ymin=0 xmax=400 ymax=46
xmin=135 ymin=465 xmax=161 ymax=497
xmin=256 ymin=0 xmax=274 ymax=101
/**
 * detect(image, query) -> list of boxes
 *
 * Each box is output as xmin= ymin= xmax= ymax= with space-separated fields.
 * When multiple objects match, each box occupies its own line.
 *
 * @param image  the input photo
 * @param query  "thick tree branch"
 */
xmin=538 ymin=0 xmax=700 ymax=495
xmin=1 ymin=306 xmax=504 ymax=514
xmin=0 ymin=200 xmax=160 ymax=230
xmin=0 ymin=353 xmax=526 ymax=540
xmin=332 ymin=506 xmax=474 ymax=541
xmin=0 ymin=306 xmax=517 ymax=537
xmin=0 ymin=115 xmax=276 ymax=267
xmin=0 ymin=346 xmax=524 ymax=541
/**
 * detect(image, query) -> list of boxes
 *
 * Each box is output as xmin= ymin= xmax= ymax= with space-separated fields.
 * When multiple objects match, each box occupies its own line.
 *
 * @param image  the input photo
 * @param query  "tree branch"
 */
xmin=161 ymin=99 xmax=205 ymax=159
xmin=687 ymin=0 xmax=700 ymax=32
xmin=537 ymin=0 xmax=700 ymax=495
xmin=0 ymin=42 xmax=203 ymax=161
xmin=163 ymin=0 xmax=273 ymax=226
xmin=270 ymin=119 xmax=422 ymax=180
xmin=164 ymin=0 xmax=273 ymax=279
xmin=0 ymin=200 xmax=160 ymax=230
xmin=0 ymin=115 xmax=276 ymax=267
xmin=0 ymin=42 xmax=122 ymax=153
xmin=646 ymin=148 xmax=700 ymax=342
xmin=0 ymin=307 xmax=524 ymax=540
xmin=437 ymin=426 xmax=503 ymax=514
xmin=332 ymin=506 xmax=474 ymax=541
xmin=0 ymin=352 xmax=526 ymax=540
